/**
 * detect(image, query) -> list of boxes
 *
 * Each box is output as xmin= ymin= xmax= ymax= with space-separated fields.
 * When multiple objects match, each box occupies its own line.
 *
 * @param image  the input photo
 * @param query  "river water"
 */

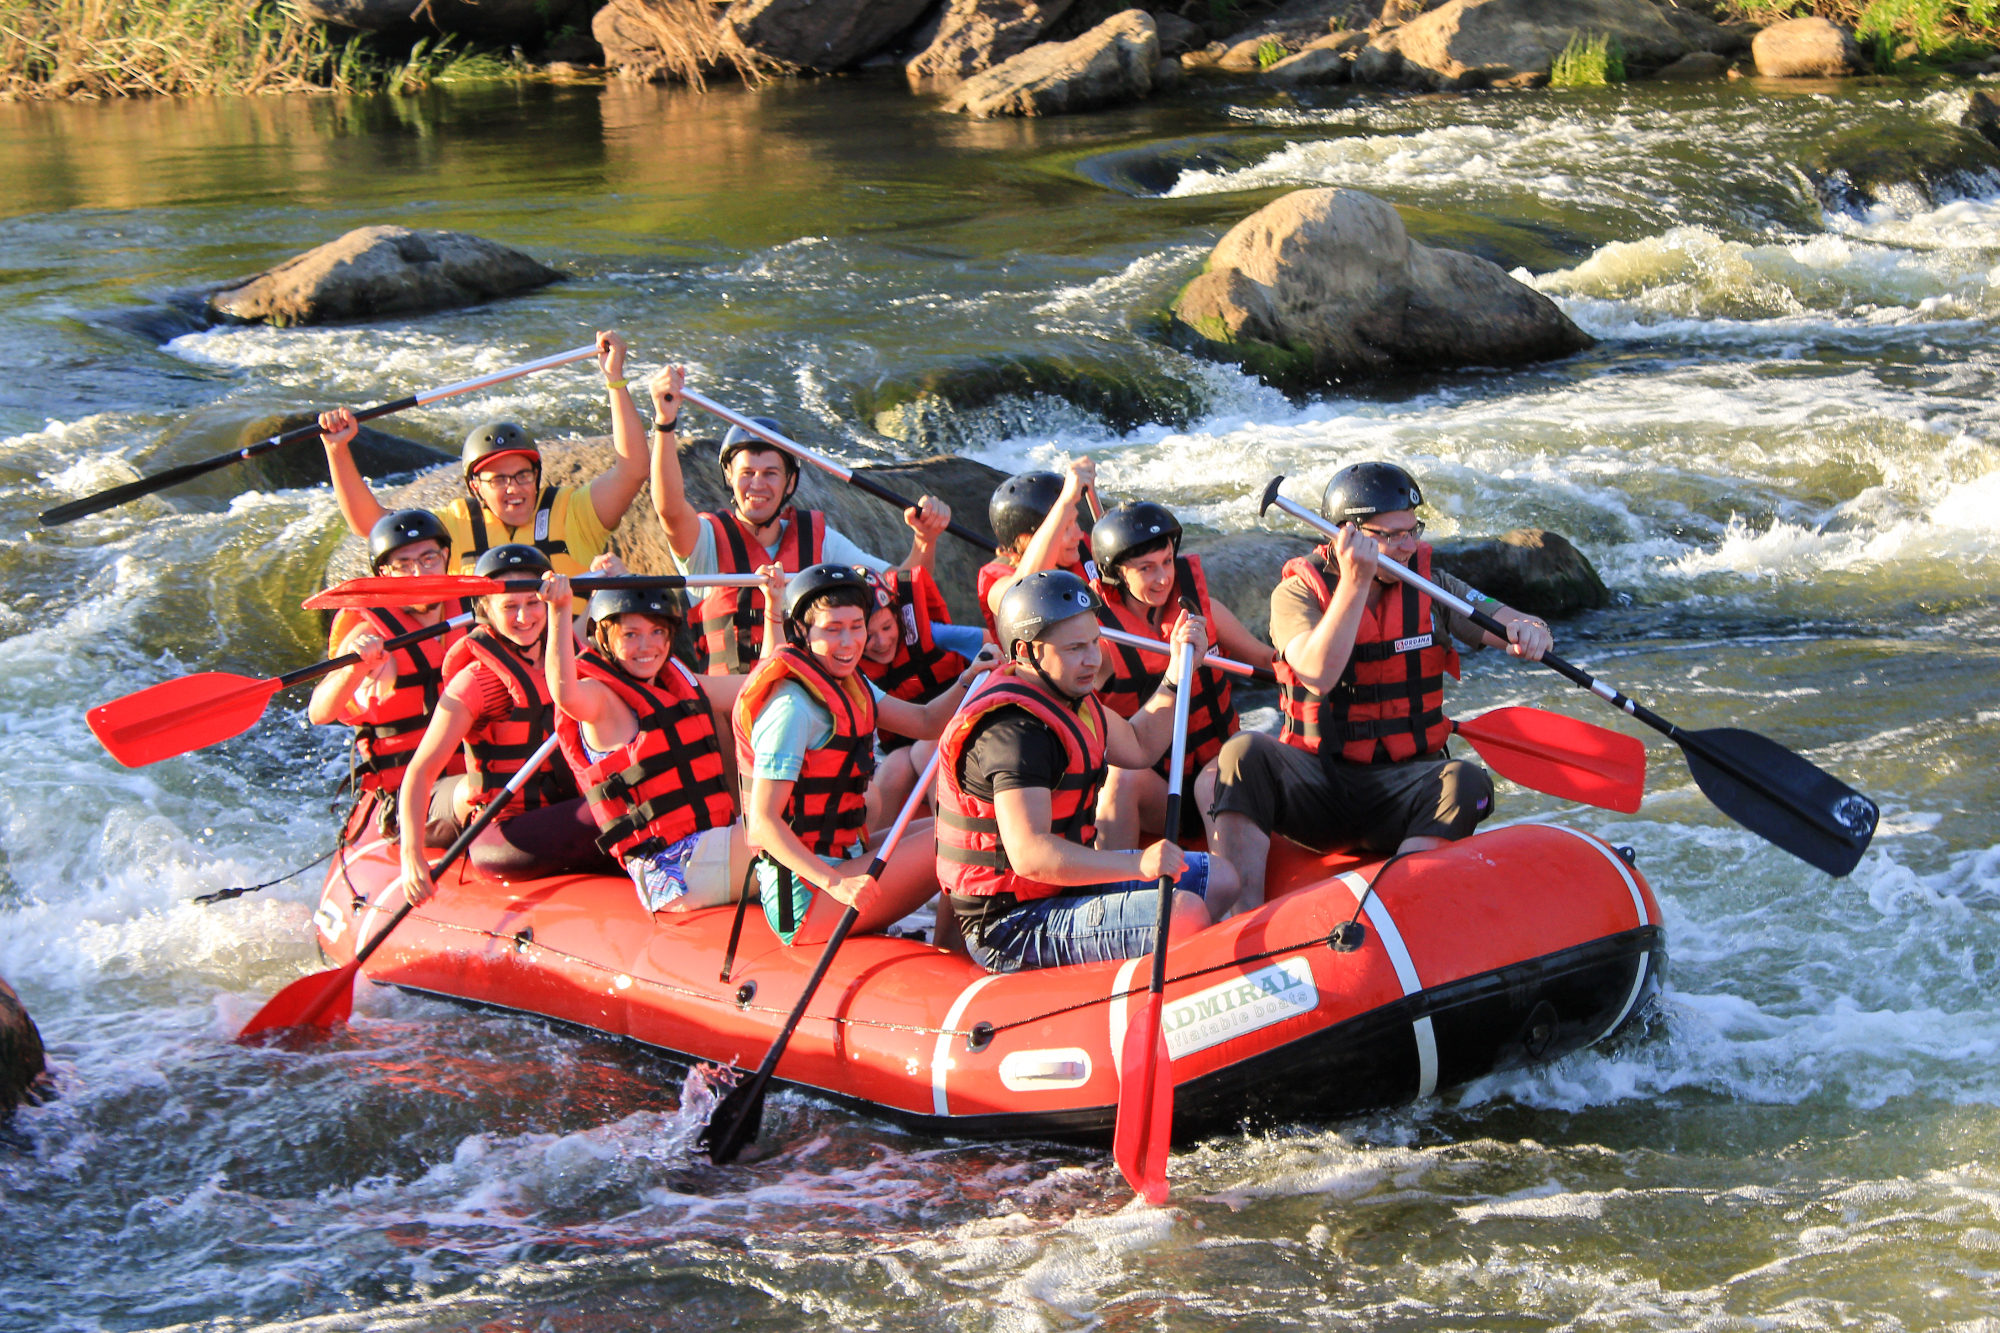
xmin=1 ymin=71 xmax=1998 ymax=1331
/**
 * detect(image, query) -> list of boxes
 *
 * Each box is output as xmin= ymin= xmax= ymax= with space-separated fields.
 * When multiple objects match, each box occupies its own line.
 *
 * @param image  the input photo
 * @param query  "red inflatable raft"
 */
xmin=309 ymin=822 xmax=1664 ymax=1138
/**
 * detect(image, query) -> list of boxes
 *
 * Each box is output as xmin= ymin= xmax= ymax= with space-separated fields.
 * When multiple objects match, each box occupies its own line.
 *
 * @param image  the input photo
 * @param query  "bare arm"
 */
xmin=1101 ymin=612 xmax=1207 ymax=768
xmin=895 ymin=496 xmax=951 ymax=575
xmin=994 ymin=785 xmax=1184 ymax=886
xmin=986 ymin=457 xmax=1094 ymax=619
xmin=317 ymin=407 xmax=391 ymax=540
xmin=541 ymin=573 xmax=623 ymax=742
xmin=395 ymin=692 xmax=476 ymax=906
xmin=757 ymin=562 xmax=786 ymax=662
xmin=873 ymin=649 xmax=999 ymax=739
xmin=587 ymin=331 xmax=651 ymax=532
xmin=1210 ymin=597 xmax=1276 ymax=670
xmin=1474 ymin=604 xmax=1554 ymax=660
xmin=1283 ymin=524 xmax=1376 ymax=695
xmin=306 ymin=626 xmax=388 ymax=726
xmin=647 ymin=364 xmax=703 ymax=558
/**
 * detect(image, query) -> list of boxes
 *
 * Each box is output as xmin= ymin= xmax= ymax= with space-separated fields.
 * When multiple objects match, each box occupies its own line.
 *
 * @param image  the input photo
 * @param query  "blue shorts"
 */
xmin=962 ymin=853 xmax=1211 ymax=974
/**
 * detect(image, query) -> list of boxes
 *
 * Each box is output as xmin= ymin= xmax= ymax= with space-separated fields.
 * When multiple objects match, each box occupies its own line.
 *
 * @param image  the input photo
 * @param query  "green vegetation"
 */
xmin=1549 ymin=31 xmax=1627 ymax=87
xmin=1255 ymin=37 xmax=1285 ymax=69
xmin=0 ymin=0 xmax=525 ymax=99
xmin=1718 ymin=0 xmax=2000 ymax=68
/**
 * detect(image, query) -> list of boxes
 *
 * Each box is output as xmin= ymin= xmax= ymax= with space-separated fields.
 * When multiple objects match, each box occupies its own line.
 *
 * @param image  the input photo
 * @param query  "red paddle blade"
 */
xmin=236 ymin=959 xmax=359 ymax=1044
xmin=304 ymin=575 xmax=498 ymax=610
xmin=1457 ymin=706 xmax=1646 ymax=814
xmin=1113 ymin=994 xmax=1174 ymax=1205
xmin=88 ymin=672 xmax=284 ymax=767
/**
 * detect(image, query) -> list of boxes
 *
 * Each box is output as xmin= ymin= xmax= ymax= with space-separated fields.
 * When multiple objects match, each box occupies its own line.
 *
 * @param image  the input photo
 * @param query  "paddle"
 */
xmin=88 ymin=612 xmax=476 ymax=768
xmin=700 ymin=668 xmax=1000 ymax=1164
xmin=40 ymin=344 xmax=600 ymax=527
xmin=1098 ymin=625 xmax=1276 ymax=683
xmin=236 ymin=731 xmax=564 ymax=1042
xmin=1113 ymin=603 xmax=1197 ymax=1205
xmin=680 ymin=388 xmax=1001 ymax=552
xmin=303 ymin=572 xmax=765 ymax=611
xmin=1259 ymin=477 xmax=1879 ymax=876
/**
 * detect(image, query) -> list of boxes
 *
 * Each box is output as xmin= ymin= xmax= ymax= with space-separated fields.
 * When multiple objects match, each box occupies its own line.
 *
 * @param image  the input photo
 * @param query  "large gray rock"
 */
xmin=1354 ymin=0 xmax=1690 ymax=90
xmin=1151 ymin=9 xmax=1204 ymax=56
xmin=942 ymin=9 xmax=1159 ymax=117
xmin=1262 ymin=30 xmax=1366 ymax=84
xmin=1170 ymin=188 xmax=1593 ymax=391
xmin=0 ymin=978 xmax=51 ymax=1117
xmin=725 ymin=0 xmax=933 ymax=70
xmin=1431 ymin=529 xmax=1610 ymax=617
xmin=208 ymin=227 xmax=560 ymax=328
xmin=1751 ymin=16 xmax=1866 ymax=77
xmin=905 ymin=0 xmax=1077 ymax=85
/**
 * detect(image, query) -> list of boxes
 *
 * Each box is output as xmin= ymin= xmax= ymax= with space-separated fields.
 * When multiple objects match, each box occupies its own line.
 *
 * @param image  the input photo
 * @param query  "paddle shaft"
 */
xmin=1099 ymin=626 xmax=1274 ymax=683
xmin=706 ymin=669 xmax=997 ymax=1162
xmin=1148 ymin=636 xmax=1197 ymax=995
xmin=39 ymin=344 xmax=600 ymax=527
xmin=1262 ymin=487 xmax=1859 ymax=845
xmin=278 ymin=613 xmax=473 ymax=693
xmin=681 ymin=388 xmax=1000 ymax=551
xmin=281 ymin=731 xmax=564 ymax=1030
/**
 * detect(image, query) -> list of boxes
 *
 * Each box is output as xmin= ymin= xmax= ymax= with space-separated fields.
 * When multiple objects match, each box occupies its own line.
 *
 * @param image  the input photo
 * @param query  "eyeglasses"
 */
xmin=385 ymin=550 xmax=448 ymax=576
xmin=474 ymin=466 xmax=538 ymax=491
xmin=1356 ymin=520 xmax=1424 ymax=545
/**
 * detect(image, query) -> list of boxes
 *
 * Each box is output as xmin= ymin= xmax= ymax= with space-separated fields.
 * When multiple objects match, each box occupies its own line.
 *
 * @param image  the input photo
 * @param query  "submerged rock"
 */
xmin=207 ymin=227 xmax=561 ymax=328
xmin=1750 ymin=16 xmax=1866 ymax=77
xmin=942 ymin=9 xmax=1159 ymax=117
xmin=0 ymin=977 xmax=52 ymax=1117
xmin=904 ymin=0 xmax=1077 ymax=85
xmin=1810 ymin=125 xmax=2000 ymax=215
xmin=1169 ymin=188 xmax=1593 ymax=391
xmin=725 ymin=0 xmax=933 ymax=70
xmin=1431 ymin=529 xmax=1611 ymax=618
xmin=1353 ymin=0 xmax=1690 ymax=90
xmin=859 ymin=354 xmax=1204 ymax=451
xmin=238 ymin=414 xmax=454 ymax=493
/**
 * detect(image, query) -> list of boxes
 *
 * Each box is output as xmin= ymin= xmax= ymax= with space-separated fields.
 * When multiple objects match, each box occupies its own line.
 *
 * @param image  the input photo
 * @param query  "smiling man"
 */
xmin=649 ymin=370 xmax=953 ymax=676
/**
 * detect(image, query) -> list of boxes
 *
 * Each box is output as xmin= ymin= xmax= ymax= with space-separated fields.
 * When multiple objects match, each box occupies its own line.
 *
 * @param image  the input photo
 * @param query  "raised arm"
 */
xmin=647 ymin=364 xmax=703 ymax=558
xmin=306 ymin=622 xmax=389 ymax=726
xmin=587 ymin=331 xmax=651 ymax=532
xmin=1102 ymin=611 xmax=1207 ymax=768
xmin=985 ymin=456 xmax=1094 ymax=620
xmin=540 ymin=573 xmax=614 ymax=729
xmin=318 ymin=408 xmax=392 ymax=540
xmin=895 ymin=496 xmax=951 ymax=576
xmin=1282 ymin=523 xmax=1375 ymax=695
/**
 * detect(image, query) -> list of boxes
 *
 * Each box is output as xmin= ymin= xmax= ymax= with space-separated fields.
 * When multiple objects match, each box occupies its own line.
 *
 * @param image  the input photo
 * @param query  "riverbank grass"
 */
xmin=1549 ymin=32 xmax=1627 ymax=87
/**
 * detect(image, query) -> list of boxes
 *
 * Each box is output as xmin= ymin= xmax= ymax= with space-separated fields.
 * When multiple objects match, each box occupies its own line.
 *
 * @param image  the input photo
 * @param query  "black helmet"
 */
xmin=1090 ymin=501 xmax=1182 ymax=575
xmin=783 ymin=562 xmax=872 ymax=635
xmin=1322 ymin=462 xmax=1422 ymax=523
xmin=586 ymin=587 xmax=682 ymax=634
xmin=368 ymin=508 xmax=451 ymax=571
xmin=472 ymin=543 xmax=552 ymax=580
xmin=995 ymin=570 xmax=1099 ymax=660
xmin=718 ymin=417 xmax=798 ymax=476
xmin=462 ymin=422 xmax=539 ymax=482
xmin=989 ymin=471 xmax=1066 ymax=550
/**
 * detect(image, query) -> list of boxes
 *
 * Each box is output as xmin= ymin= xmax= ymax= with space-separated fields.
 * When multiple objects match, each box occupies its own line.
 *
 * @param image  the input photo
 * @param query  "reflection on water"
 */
xmin=1 ymin=71 xmax=1998 ymax=1332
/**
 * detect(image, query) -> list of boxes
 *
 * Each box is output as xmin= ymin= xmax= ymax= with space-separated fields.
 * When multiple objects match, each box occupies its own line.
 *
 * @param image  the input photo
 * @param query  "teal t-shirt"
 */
xmin=747 ymin=677 xmax=883 ymax=941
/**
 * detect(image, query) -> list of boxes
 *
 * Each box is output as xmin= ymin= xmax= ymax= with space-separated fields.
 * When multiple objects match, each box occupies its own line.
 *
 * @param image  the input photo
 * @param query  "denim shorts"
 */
xmin=963 ymin=853 xmax=1211 ymax=974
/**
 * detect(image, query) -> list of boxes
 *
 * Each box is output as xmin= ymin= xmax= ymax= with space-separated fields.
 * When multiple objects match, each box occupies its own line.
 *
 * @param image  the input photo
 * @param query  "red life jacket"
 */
xmin=1089 ymin=553 xmax=1238 ymax=778
xmin=860 ymin=565 xmax=970 ymax=699
xmin=1273 ymin=544 xmax=1460 ymax=763
xmin=977 ymin=557 xmax=1089 ymax=639
xmin=731 ymin=646 xmax=876 ymax=858
xmin=689 ymin=507 xmax=827 ymax=676
xmin=935 ymin=681 xmax=1109 ymax=901
xmin=556 ymin=650 xmax=736 ymax=865
xmin=331 ymin=602 xmax=470 ymax=794
xmin=463 ymin=487 xmax=571 ymax=566
xmin=441 ymin=626 xmax=577 ymax=817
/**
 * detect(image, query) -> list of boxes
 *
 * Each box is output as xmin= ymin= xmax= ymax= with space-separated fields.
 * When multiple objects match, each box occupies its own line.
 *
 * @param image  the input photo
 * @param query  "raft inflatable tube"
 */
xmin=310 ymin=823 xmax=1665 ymax=1139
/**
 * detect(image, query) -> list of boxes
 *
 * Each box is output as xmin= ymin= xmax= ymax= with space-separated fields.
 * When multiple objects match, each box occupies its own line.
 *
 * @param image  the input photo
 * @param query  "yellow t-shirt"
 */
xmin=436 ymin=485 xmax=611 ymax=577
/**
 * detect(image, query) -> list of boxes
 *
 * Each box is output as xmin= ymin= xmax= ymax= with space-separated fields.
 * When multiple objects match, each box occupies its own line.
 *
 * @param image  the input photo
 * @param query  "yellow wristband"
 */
xmin=604 ymin=377 xmax=628 ymax=391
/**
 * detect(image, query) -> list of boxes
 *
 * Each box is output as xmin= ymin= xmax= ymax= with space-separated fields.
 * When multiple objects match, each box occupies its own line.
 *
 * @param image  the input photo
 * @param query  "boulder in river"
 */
xmin=1647 ymin=50 xmax=1733 ymax=80
xmin=1750 ymin=16 xmax=1866 ymax=77
xmin=904 ymin=0 xmax=1077 ymax=85
xmin=942 ymin=9 xmax=1159 ymax=118
xmin=1352 ymin=0 xmax=1691 ymax=90
xmin=1 ymin=977 xmax=52 ymax=1117
xmin=1169 ymin=187 xmax=1594 ymax=391
xmin=1262 ymin=31 xmax=1367 ymax=85
xmin=1150 ymin=10 xmax=1204 ymax=57
xmin=725 ymin=0 xmax=934 ymax=70
xmin=1809 ymin=124 xmax=2000 ymax=215
xmin=1962 ymin=89 xmax=2000 ymax=151
xmin=207 ymin=227 xmax=561 ymax=328
xmin=1431 ymin=529 xmax=1610 ymax=618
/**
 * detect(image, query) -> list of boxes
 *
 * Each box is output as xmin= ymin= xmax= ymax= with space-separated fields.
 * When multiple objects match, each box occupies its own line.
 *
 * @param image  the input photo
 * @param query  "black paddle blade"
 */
xmin=1678 ymin=727 xmax=1878 ymax=877
xmin=40 ymin=453 xmax=242 ymax=526
xmin=699 ymin=1077 xmax=766 ymax=1164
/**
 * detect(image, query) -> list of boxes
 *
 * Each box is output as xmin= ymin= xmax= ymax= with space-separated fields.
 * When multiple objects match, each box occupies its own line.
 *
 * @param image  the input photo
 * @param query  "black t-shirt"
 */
xmin=949 ymin=705 xmax=1070 ymax=931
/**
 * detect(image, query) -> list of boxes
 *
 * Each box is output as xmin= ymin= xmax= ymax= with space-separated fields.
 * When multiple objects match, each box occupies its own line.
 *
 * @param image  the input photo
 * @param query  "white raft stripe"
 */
xmin=1338 ymin=871 xmax=1438 ymax=1100
xmin=1108 ymin=956 xmax=1145 ymax=1079
xmin=932 ymin=972 xmax=1002 ymax=1117
xmin=1543 ymin=825 xmax=1656 ymax=1038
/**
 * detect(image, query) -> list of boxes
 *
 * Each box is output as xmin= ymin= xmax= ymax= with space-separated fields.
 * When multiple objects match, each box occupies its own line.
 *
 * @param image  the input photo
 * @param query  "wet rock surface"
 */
xmin=1750 ymin=15 xmax=1866 ymax=77
xmin=207 ymin=227 xmax=561 ymax=328
xmin=1353 ymin=0 xmax=1691 ymax=90
xmin=904 ymin=0 xmax=1078 ymax=84
xmin=1810 ymin=124 xmax=2000 ymax=215
xmin=942 ymin=9 xmax=1159 ymax=117
xmin=0 ymin=977 xmax=51 ymax=1118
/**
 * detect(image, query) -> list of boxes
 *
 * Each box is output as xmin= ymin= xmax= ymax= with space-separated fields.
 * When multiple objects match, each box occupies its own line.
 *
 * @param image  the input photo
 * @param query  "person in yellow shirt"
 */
xmin=317 ymin=330 xmax=657 ymax=577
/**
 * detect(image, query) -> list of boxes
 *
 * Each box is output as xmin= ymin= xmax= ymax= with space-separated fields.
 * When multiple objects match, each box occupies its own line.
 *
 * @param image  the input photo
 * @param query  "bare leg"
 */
xmin=1395 ymin=834 xmax=1448 ymax=855
xmin=1208 ymin=811 xmax=1269 ymax=919
xmin=1168 ymin=888 xmax=1211 ymax=943
xmin=791 ymin=818 xmax=941 ymax=944
xmin=1097 ymin=765 xmax=1166 ymax=850
xmin=869 ymin=749 xmax=920 ymax=833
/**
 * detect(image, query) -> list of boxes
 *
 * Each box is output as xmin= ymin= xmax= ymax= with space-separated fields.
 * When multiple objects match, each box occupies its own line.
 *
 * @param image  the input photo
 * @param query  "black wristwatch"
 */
xmin=654 ymin=415 xmax=679 ymax=434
